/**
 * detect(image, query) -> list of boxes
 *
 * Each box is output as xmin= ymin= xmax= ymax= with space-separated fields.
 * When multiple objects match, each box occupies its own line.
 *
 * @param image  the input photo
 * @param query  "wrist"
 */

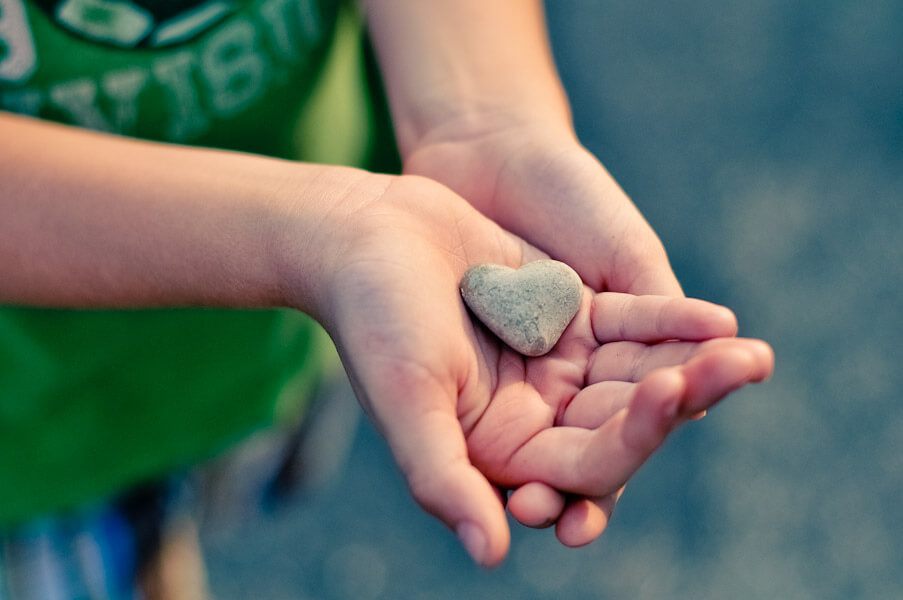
xmin=365 ymin=0 xmax=574 ymax=159
xmin=398 ymin=99 xmax=574 ymax=162
xmin=401 ymin=114 xmax=580 ymax=223
xmin=0 ymin=114 xmax=390 ymax=313
xmin=267 ymin=165 xmax=393 ymax=322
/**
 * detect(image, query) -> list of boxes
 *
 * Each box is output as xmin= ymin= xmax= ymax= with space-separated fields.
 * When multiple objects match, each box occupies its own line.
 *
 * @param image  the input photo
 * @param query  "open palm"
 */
xmin=312 ymin=174 xmax=772 ymax=566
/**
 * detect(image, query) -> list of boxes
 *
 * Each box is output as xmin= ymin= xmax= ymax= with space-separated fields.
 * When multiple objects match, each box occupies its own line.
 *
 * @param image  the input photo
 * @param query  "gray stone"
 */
xmin=460 ymin=260 xmax=583 ymax=357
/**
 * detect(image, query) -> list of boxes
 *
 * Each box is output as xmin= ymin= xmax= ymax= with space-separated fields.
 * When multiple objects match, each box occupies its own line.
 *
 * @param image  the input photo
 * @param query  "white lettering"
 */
xmin=258 ymin=0 xmax=323 ymax=62
xmin=101 ymin=68 xmax=148 ymax=133
xmin=153 ymin=51 xmax=209 ymax=140
xmin=200 ymin=19 xmax=268 ymax=118
xmin=258 ymin=0 xmax=295 ymax=59
xmin=48 ymin=79 xmax=113 ymax=131
xmin=296 ymin=0 xmax=323 ymax=43
xmin=2 ymin=2 xmax=332 ymax=142
xmin=0 ymin=0 xmax=37 ymax=82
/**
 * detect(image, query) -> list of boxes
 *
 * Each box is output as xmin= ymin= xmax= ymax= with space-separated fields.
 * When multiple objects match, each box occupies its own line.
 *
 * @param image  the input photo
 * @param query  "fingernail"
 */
xmin=663 ymin=396 xmax=680 ymax=421
xmin=457 ymin=521 xmax=488 ymax=565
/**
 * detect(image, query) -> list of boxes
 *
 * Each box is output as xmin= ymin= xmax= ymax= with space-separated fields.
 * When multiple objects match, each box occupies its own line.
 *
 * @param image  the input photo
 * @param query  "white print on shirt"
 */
xmin=1 ymin=0 xmax=325 ymax=141
xmin=0 ymin=0 xmax=37 ymax=82
xmin=151 ymin=1 xmax=234 ymax=47
xmin=56 ymin=0 xmax=153 ymax=46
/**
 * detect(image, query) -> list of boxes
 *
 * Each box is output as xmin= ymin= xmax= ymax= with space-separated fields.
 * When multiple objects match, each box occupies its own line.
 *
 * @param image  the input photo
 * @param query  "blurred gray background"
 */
xmin=202 ymin=1 xmax=903 ymax=598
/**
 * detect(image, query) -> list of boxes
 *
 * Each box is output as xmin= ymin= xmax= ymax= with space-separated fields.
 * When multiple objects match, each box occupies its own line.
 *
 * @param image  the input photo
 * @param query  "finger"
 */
xmin=559 ymin=381 xmax=635 ymax=429
xmin=507 ymin=482 xmax=566 ymax=528
xmin=586 ymin=337 xmax=772 ymax=384
xmin=591 ymin=293 xmax=738 ymax=344
xmin=364 ymin=368 xmax=510 ymax=567
xmin=507 ymin=348 xmax=765 ymax=496
xmin=581 ymin=352 xmax=758 ymax=493
xmin=625 ymin=264 xmax=684 ymax=297
xmin=738 ymin=337 xmax=775 ymax=382
xmin=387 ymin=394 xmax=509 ymax=566
xmin=508 ymin=483 xmax=622 ymax=547
xmin=602 ymin=229 xmax=684 ymax=297
xmin=564 ymin=340 xmax=764 ymax=434
xmin=583 ymin=369 xmax=686 ymax=494
xmin=499 ymin=368 xmax=682 ymax=496
xmin=676 ymin=342 xmax=774 ymax=416
xmin=555 ymin=491 xmax=621 ymax=548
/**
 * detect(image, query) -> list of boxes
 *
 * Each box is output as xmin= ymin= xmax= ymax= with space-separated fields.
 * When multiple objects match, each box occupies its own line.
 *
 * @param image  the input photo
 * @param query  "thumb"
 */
xmin=404 ymin=429 xmax=511 ymax=568
xmin=601 ymin=233 xmax=684 ymax=297
xmin=351 ymin=363 xmax=511 ymax=567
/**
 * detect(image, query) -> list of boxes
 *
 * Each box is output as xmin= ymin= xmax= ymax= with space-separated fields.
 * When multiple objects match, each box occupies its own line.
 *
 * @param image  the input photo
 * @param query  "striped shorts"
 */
xmin=0 ymin=480 xmax=181 ymax=600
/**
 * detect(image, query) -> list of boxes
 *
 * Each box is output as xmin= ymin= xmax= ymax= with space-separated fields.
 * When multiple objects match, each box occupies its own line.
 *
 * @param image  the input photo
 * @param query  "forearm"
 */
xmin=0 ymin=112 xmax=373 ymax=315
xmin=364 ymin=0 xmax=573 ymax=156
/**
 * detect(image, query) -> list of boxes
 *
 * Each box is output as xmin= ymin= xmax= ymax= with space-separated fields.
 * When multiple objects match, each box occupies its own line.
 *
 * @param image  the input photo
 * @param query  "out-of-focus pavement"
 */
xmin=202 ymin=2 xmax=903 ymax=598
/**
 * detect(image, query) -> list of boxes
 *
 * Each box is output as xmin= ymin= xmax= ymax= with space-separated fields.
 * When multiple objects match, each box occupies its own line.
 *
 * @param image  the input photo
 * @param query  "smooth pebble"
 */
xmin=460 ymin=260 xmax=583 ymax=357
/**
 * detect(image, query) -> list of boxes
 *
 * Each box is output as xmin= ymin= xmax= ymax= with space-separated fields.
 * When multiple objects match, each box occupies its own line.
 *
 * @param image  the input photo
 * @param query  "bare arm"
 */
xmin=364 ymin=1 xmax=681 ymax=295
xmin=0 ymin=111 xmax=379 ymax=314
xmin=361 ymin=0 xmax=704 ymax=547
xmin=363 ymin=0 xmax=571 ymax=156
xmin=0 ymin=33 xmax=773 ymax=564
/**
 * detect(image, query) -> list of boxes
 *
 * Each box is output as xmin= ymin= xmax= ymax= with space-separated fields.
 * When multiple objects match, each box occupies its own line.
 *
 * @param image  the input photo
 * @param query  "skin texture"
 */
xmin=0 ymin=0 xmax=776 ymax=569
xmin=295 ymin=176 xmax=774 ymax=565
xmin=0 ymin=113 xmax=772 ymax=567
xmin=364 ymin=0 xmax=715 ymax=559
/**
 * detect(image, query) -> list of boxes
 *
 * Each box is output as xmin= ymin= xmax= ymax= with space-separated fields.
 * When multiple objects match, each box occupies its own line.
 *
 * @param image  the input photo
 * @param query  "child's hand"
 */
xmin=402 ymin=121 xmax=774 ymax=547
xmin=474 ymin=293 xmax=773 ymax=547
xmin=300 ymin=174 xmax=773 ymax=566
xmin=405 ymin=124 xmax=684 ymax=296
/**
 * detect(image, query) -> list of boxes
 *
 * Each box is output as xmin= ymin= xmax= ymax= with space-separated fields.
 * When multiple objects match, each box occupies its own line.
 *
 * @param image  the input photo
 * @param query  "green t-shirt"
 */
xmin=0 ymin=0 xmax=392 ymax=526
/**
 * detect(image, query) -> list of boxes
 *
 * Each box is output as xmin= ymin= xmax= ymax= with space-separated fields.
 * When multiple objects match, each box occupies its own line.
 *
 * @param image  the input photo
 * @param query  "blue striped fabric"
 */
xmin=0 ymin=478 xmax=189 ymax=600
xmin=1 ymin=509 xmax=138 ymax=599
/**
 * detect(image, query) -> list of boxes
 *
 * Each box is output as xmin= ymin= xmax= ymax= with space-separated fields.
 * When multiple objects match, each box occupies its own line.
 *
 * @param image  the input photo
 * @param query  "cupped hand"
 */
xmin=305 ymin=173 xmax=772 ymax=566
xmin=403 ymin=120 xmax=762 ymax=542
xmin=404 ymin=123 xmax=681 ymax=295
xmin=476 ymin=294 xmax=773 ymax=548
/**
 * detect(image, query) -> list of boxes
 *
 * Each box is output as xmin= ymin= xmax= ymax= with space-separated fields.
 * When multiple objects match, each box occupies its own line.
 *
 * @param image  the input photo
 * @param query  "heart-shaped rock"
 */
xmin=460 ymin=260 xmax=583 ymax=356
